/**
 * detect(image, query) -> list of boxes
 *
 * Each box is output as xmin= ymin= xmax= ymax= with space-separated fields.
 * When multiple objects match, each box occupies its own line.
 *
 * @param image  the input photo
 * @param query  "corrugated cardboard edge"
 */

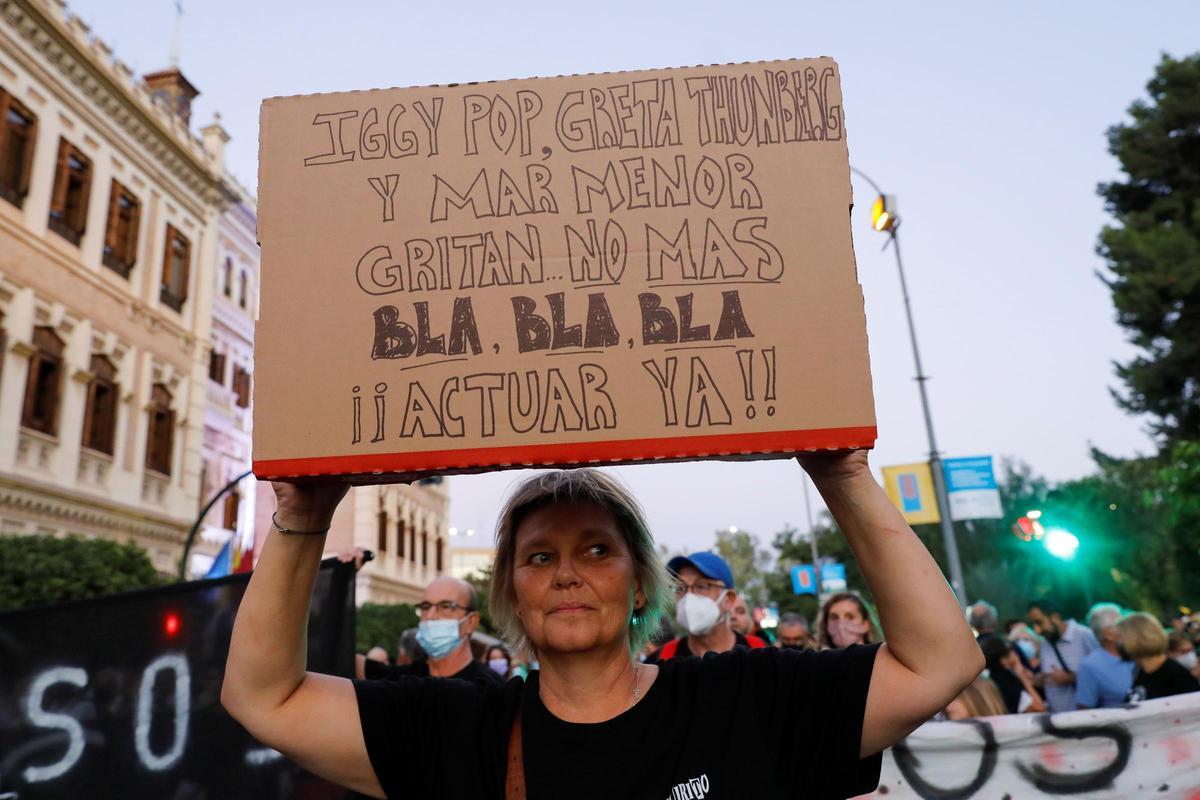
xmin=258 ymin=57 xmax=841 ymax=106
xmin=253 ymin=425 xmax=876 ymax=483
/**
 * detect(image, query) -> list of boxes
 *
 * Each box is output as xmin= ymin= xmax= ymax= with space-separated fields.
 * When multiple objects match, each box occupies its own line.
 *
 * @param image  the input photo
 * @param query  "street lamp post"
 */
xmin=851 ymin=167 xmax=968 ymax=606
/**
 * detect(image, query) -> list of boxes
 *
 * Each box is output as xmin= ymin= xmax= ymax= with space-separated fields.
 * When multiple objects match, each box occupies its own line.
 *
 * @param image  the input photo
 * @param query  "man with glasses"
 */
xmin=648 ymin=552 xmax=767 ymax=661
xmin=357 ymin=576 xmax=502 ymax=685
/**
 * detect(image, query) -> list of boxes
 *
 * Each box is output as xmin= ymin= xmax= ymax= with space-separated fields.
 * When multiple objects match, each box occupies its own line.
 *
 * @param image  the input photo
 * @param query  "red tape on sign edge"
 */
xmin=252 ymin=426 xmax=878 ymax=480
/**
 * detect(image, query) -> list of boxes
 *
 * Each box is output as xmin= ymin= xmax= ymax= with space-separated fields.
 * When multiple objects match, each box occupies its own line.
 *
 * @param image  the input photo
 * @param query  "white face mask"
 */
xmin=1173 ymin=651 xmax=1198 ymax=671
xmin=676 ymin=592 xmax=725 ymax=636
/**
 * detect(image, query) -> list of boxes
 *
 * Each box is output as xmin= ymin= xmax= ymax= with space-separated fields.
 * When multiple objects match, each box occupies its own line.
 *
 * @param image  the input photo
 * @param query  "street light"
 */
xmin=1043 ymin=528 xmax=1080 ymax=560
xmin=851 ymin=166 xmax=967 ymax=606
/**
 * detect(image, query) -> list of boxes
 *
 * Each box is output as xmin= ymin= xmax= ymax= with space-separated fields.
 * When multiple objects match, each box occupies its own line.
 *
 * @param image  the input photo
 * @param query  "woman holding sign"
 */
xmin=222 ymin=454 xmax=982 ymax=799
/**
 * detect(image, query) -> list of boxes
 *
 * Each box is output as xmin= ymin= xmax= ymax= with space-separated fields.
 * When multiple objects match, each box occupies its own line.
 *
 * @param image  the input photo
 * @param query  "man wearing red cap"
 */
xmin=647 ymin=551 xmax=768 ymax=661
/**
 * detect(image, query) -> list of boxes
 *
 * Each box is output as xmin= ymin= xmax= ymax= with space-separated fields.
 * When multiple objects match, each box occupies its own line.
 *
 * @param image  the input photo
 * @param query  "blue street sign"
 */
xmin=820 ymin=562 xmax=847 ymax=593
xmin=790 ymin=564 xmax=817 ymax=595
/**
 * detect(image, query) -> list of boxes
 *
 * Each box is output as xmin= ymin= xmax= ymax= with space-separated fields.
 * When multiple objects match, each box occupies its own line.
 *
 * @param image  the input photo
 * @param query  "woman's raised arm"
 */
xmin=800 ymin=452 xmax=984 ymax=757
xmin=221 ymin=482 xmax=384 ymax=798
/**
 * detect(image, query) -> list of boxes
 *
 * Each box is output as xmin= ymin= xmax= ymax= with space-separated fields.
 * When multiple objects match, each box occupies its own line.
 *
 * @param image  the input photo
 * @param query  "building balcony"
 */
xmin=47 ymin=215 xmax=83 ymax=246
xmin=77 ymin=448 xmax=113 ymax=489
xmin=159 ymin=287 xmax=184 ymax=312
xmin=142 ymin=470 xmax=168 ymax=506
xmin=16 ymin=427 xmax=58 ymax=473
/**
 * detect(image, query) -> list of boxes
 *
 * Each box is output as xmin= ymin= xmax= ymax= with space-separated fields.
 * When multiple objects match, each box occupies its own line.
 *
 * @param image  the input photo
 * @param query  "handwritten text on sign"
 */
xmin=254 ymin=60 xmax=873 ymax=472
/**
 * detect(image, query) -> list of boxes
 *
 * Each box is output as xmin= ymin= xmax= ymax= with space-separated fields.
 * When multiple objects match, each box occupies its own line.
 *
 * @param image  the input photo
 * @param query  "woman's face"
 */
xmin=512 ymin=500 xmax=642 ymax=657
xmin=487 ymin=647 xmax=507 ymax=663
xmin=826 ymin=599 xmax=868 ymax=647
xmin=828 ymin=599 xmax=864 ymax=626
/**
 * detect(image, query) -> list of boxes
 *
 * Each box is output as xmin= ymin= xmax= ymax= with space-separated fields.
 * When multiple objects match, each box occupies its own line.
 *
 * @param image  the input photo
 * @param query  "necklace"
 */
xmin=538 ymin=662 xmax=643 ymax=709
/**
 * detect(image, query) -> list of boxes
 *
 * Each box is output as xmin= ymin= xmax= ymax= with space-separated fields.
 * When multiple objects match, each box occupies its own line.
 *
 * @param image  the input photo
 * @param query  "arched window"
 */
xmin=376 ymin=508 xmax=388 ymax=554
xmin=421 ymin=529 xmax=428 ymax=567
xmin=396 ymin=517 xmax=407 ymax=558
xmin=223 ymin=489 xmax=241 ymax=530
xmin=21 ymin=327 xmax=65 ymax=435
xmin=238 ymin=270 xmax=248 ymax=309
xmin=436 ymin=536 xmax=444 ymax=573
xmin=82 ymin=354 xmax=118 ymax=454
xmin=160 ymin=226 xmax=190 ymax=312
xmin=144 ymin=383 xmax=175 ymax=475
xmin=223 ymin=256 xmax=233 ymax=297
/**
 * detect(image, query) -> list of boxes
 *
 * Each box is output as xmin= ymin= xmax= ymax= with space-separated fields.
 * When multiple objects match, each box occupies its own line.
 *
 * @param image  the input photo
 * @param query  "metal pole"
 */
xmin=802 ymin=476 xmax=821 ymax=596
xmin=888 ymin=230 xmax=967 ymax=606
xmin=177 ymin=468 xmax=254 ymax=582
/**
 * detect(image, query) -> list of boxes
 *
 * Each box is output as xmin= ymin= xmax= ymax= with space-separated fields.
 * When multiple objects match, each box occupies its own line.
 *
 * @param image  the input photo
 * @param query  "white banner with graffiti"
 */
xmin=857 ymin=693 xmax=1200 ymax=800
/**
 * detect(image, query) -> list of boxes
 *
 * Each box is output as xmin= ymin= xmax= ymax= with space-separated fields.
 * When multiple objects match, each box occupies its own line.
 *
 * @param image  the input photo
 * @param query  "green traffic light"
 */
xmin=1043 ymin=527 xmax=1080 ymax=560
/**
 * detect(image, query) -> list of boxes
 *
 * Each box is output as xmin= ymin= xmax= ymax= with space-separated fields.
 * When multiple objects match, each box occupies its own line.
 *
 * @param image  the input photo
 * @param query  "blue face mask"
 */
xmin=1016 ymin=639 xmax=1036 ymax=662
xmin=416 ymin=618 xmax=465 ymax=660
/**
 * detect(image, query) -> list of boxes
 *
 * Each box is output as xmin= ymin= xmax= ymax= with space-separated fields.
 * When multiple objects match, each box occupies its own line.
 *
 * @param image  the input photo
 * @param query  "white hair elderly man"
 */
xmin=1074 ymin=603 xmax=1135 ymax=709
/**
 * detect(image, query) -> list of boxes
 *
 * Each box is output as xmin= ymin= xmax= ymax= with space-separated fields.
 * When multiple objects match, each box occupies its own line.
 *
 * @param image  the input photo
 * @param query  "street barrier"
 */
xmin=0 ymin=559 xmax=356 ymax=799
xmin=859 ymin=692 xmax=1200 ymax=799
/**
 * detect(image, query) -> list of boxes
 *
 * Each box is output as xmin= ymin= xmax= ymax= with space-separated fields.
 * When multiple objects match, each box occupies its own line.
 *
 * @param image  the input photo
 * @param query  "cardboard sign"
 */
xmin=254 ymin=59 xmax=876 ymax=482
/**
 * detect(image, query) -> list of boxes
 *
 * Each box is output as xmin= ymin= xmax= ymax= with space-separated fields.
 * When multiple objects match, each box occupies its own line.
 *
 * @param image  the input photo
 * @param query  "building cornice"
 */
xmin=1 ymin=0 xmax=238 ymax=211
xmin=0 ymin=473 xmax=188 ymax=544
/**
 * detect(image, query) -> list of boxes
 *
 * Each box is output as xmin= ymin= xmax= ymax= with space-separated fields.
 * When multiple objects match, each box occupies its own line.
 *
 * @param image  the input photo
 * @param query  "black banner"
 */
xmin=0 ymin=559 xmax=356 ymax=799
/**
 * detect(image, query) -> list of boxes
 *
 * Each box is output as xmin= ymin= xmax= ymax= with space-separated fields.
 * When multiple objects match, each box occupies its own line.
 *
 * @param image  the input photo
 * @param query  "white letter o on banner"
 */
xmin=134 ymin=653 xmax=190 ymax=771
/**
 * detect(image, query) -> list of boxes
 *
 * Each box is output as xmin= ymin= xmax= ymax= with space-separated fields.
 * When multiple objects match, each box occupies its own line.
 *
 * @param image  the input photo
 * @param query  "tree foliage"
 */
xmin=711 ymin=528 xmax=770 ymax=604
xmin=464 ymin=564 xmax=499 ymax=636
xmin=356 ymin=602 xmax=418 ymax=659
xmin=0 ymin=535 xmax=163 ymax=612
xmin=1098 ymin=53 xmax=1200 ymax=444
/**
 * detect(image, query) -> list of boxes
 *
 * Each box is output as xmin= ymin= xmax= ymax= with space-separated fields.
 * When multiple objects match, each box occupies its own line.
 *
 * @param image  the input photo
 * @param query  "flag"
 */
xmin=232 ymin=532 xmax=254 ymax=574
xmin=205 ymin=537 xmax=233 ymax=578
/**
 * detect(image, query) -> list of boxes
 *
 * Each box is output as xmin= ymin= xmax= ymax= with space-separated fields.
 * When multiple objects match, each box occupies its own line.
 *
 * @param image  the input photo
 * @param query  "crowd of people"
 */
xmin=357 ymin=559 xmax=1200 ymax=725
xmin=951 ymin=597 xmax=1200 ymax=719
xmin=225 ymin=460 xmax=985 ymax=798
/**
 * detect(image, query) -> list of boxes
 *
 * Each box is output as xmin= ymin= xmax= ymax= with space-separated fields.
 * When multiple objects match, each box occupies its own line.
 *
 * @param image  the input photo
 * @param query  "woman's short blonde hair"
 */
xmin=489 ymin=469 xmax=670 ymax=659
xmin=1117 ymin=612 xmax=1169 ymax=660
xmin=949 ymin=677 xmax=1008 ymax=719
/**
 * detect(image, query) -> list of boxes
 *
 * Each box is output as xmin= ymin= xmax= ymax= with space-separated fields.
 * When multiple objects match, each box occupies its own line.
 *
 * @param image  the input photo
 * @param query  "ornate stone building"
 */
xmin=192 ymin=168 xmax=258 ymax=576
xmin=0 ymin=0 xmax=452 ymax=596
xmin=0 ymin=0 xmax=235 ymax=573
xmin=255 ymin=478 xmax=451 ymax=605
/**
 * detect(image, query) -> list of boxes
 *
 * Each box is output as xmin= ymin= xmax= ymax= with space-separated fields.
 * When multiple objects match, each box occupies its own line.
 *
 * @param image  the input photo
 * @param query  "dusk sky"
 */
xmin=71 ymin=0 xmax=1199 ymax=556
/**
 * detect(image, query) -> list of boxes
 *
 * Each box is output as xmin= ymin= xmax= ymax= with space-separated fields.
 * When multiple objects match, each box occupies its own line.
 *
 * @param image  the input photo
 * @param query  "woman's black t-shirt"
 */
xmin=1131 ymin=657 xmax=1200 ymax=701
xmin=354 ymin=643 xmax=882 ymax=799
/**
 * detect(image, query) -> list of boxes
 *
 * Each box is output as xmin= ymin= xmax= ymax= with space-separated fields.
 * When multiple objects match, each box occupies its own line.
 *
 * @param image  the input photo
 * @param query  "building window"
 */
xmin=0 ymin=89 xmax=37 ymax=208
xmin=223 ymin=489 xmax=240 ymax=530
xmin=145 ymin=383 xmax=174 ymax=476
xmin=377 ymin=509 xmax=388 ymax=553
xmin=102 ymin=180 xmax=141 ymax=277
xmin=231 ymin=365 xmax=251 ymax=408
xmin=48 ymin=138 xmax=92 ymax=245
xmin=21 ymin=327 xmax=65 ymax=436
xmin=436 ymin=537 xmax=444 ymax=572
xmin=396 ymin=518 xmax=406 ymax=558
xmin=223 ymin=256 xmax=232 ymax=297
xmin=409 ymin=525 xmax=417 ymax=563
xmin=208 ymin=350 xmax=226 ymax=385
xmin=160 ymin=225 xmax=190 ymax=312
xmin=239 ymin=270 xmax=248 ymax=309
xmin=81 ymin=354 xmax=118 ymax=455
xmin=421 ymin=530 xmax=428 ymax=567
